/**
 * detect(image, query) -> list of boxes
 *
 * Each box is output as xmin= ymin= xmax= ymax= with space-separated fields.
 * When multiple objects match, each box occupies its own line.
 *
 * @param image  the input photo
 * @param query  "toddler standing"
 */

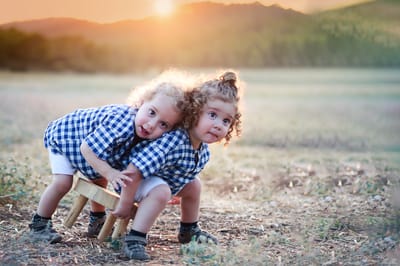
xmin=29 ymin=70 xmax=190 ymax=243
xmin=116 ymin=70 xmax=243 ymax=261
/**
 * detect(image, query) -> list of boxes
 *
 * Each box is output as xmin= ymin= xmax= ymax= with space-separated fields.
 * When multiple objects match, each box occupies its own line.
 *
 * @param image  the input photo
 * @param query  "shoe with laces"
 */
xmin=87 ymin=214 xmax=106 ymax=237
xmin=29 ymin=216 xmax=62 ymax=244
xmin=178 ymin=225 xmax=218 ymax=245
xmin=123 ymin=234 xmax=150 ymax=261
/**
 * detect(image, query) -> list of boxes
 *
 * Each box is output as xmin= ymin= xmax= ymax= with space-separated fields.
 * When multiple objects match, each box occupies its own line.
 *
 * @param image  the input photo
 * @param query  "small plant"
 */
xmin=0 ymin=157 xmax=30 ymax=203
xmin=180 ymin=237 xmax=271 ymax=265
xmin=108 ymin=238 xmax=123 ymax=250
xmin=180 ymin=240 xmax=218 ymax=265
xmin=311 ymin=218 xmax=349 ymax=241
xmin=316 ymin=218 xmax=331 ymax=241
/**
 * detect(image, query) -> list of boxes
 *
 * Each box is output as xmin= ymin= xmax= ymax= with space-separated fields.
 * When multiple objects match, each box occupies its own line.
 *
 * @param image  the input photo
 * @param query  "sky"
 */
xmin=0 ymin=0 xmax=370 ymax=24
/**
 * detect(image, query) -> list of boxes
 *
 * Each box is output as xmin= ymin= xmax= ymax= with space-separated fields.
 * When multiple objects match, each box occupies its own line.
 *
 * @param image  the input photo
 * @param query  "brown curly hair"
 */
xmin=183 ymin=70 xmax=243 ymax=145
xmin=126 ymin=69 xmax=194 ymax=129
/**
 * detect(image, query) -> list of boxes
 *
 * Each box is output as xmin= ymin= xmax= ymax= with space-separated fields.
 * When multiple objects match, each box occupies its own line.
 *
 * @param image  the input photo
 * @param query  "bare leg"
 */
xmin=36 ymin=174 xmax=73 ymax=217
xmin=123 ymin=185 xmax=170 ymax=262
xmin=176 ymin=179 xmax=201 ymax=223
xmin=131 ymin=184 xmax=171 ymax=233
xmin=175 ymin=179 xmax=217 ymax=244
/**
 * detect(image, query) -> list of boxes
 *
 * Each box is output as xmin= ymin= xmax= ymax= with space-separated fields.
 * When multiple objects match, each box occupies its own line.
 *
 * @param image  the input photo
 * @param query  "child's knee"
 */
xmin=187 ymin=179 xmax=202 ymax=193
xmin=52 ymin=174 xmax=73 ymax=193
xmin=150 ymin=184 xmax=171 ymax=204
xmin=179 ymin=179 xmax=201 ymax=197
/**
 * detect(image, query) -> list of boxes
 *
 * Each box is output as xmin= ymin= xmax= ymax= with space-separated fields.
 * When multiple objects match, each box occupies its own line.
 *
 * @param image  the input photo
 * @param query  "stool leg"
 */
xmin=98 ymin=214 xmax=117 ymax=241
xmin=64 ymin=195 xmax=88 ymax=228
xmin=112 ymin=204 xmax=138 ymax=240
xmin=112 ymin=218 xmax=129 ymax=240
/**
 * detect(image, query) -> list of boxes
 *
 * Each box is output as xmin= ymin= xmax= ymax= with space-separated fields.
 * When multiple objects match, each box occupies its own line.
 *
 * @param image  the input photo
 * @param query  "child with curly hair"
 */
xmin=115 ymin=70 xmax=243 ymax=261
xmin=28 ymin=70 xmax=191 ymax=243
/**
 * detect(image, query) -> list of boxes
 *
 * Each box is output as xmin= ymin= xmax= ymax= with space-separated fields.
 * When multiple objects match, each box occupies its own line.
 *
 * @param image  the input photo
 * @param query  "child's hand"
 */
xmin=107 ymin=169 xmax=133 ymax=190
xmin=121 ymin=169 xmax=137 ymax=179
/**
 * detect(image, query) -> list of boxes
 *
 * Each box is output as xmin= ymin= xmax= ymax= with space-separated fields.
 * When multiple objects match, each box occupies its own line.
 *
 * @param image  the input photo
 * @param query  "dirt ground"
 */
xmin=1 ymin=169 xmax=399 ymax=265
xmin=1 ymin=68 xmax=400 ymax=265
xmin=1 ymin=68 xmax=399 ymax=265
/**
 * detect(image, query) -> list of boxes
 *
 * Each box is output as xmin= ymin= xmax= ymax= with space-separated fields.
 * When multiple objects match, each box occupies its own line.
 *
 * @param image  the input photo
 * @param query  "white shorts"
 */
xmin=48 ymin=150 xmax=76 ymax=175
xmin=49 ymin=149 xmax=169 ymax=202
xmin=134 ymin=177 xmax=168 ymax=202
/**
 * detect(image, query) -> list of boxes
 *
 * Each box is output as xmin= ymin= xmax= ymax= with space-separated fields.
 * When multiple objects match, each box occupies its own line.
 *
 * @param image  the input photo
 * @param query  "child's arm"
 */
xmin=112 ymin=163 xmax=143 ymax=218
xmin=80 ymin=141 xmax=133 ymax=190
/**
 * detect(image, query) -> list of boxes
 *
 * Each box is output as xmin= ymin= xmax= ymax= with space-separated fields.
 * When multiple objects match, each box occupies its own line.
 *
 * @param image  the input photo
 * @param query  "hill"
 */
xmin=315 ymin=0 xmax=400 ymax=46
xmin=0 ymin=2 xmax=306 ymax=45
xmin=0 ymin=0 xmax=399 ymax=71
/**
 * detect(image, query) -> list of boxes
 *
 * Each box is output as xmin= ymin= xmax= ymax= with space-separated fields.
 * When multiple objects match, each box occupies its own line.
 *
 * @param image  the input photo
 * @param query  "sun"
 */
xmin=153 ymin=0 xmax=175 ymax=17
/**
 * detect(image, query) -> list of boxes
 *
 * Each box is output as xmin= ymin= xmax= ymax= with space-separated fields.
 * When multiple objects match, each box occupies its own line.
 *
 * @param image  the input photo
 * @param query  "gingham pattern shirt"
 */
xmin=44 ymin=104 xmax=139 ymax=179
xmin=128 ymin=129 xmax=210 ymax=195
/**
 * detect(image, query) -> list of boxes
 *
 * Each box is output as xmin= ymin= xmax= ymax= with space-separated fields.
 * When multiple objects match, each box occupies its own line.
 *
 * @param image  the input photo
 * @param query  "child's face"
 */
xmin=189 ymin=99 xmax=236 ymax=148
xmin=135 ymin=93 xmax=181 ymax=139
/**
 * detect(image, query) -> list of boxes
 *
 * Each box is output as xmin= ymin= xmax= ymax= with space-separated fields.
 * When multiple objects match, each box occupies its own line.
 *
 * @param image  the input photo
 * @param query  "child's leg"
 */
xmin=30 ymin=150 xmax=74 ymax=243
xmin=131 ymin=183 xmax=171 ymax=232
xmin=37 ymin=150 xmax=75 ymax=218
xmin=176 ymin=179 xmax=218 ymax=244
xmin=86 ymin=177 xmax=108 ymax=237
xmin=124 ymin=178 xmax=171 ymax=261
xmin=36 ymin=174 xmax=74 ymax=217
xmin=176 ymin=178 xmax=201 ymax=222
xmin=30 ymin=173 xmax=73 ymax=243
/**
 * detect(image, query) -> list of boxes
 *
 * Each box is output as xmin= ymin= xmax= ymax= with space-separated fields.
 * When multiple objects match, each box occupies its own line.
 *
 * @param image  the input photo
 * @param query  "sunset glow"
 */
xmin=0 ymin=0 xmax=371 ymax=24
xmin=153 ymin=0 xmax=175 ymax=17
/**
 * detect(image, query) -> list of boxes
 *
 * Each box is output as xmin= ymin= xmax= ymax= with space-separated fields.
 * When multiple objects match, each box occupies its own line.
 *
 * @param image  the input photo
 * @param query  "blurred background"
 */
xmin=0 ymin=0 xmax=399 ymax=72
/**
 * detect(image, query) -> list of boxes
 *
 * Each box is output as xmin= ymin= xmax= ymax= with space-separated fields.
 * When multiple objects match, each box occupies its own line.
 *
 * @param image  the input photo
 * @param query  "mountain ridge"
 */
xmin=0 ymin=2 xmax=306 ymax=44
xmin=0 ymin=0 xmax=399 ymax=71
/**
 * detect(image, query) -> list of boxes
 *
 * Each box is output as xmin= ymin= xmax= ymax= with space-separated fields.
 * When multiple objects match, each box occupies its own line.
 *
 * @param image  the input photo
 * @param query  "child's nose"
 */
xmin=147 ymin=119 xmax=157 ymax=129
xmin=214 ymin=119 xmax=223 ymax=130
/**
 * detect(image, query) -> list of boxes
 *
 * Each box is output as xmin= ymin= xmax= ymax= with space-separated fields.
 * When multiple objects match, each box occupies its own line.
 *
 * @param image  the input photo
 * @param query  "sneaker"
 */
xmin=178 ymin=225 xmax=218 ymax=245
xmin=87 ymin=214 xmax=106 ymax=237
xmin=123 ymin=234 xmax=150 ymax=261
xmin=29 ymin=217 xmax=62 ymax=244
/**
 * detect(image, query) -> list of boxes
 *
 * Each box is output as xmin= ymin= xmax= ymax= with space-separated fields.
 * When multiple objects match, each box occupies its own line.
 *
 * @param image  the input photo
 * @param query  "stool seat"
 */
xmin=64 ymin=177 xmax=136 ymax=241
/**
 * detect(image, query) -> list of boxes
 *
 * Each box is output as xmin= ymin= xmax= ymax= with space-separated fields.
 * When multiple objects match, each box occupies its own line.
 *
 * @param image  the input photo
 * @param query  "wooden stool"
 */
xmin=64 ymin=177 xmax=137 ymax=241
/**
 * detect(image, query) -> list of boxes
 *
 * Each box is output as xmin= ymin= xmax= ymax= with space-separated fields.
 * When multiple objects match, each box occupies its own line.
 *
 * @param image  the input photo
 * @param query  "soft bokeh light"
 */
xmin=154 ymin=0 xmax=175 ymax=17
xmin=0 ymin=0 xmax=371 ymax=24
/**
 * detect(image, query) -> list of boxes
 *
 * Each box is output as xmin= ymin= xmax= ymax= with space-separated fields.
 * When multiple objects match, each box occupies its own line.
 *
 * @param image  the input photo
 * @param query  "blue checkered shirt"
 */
xmin=128 ymin=129 xmax=210 ymax=195
xmin=44 ymin=104 xmax=140 ymax=179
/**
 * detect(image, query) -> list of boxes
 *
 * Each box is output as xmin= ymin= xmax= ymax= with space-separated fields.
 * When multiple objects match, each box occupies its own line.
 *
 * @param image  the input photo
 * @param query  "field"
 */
xmin=0 ymin=68 xmax=400 ymax=265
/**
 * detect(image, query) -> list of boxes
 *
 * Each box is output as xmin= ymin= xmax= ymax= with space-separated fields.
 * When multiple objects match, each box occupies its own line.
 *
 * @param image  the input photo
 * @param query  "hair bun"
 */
xmin=221 ymin=71 xmax=236 ymax=82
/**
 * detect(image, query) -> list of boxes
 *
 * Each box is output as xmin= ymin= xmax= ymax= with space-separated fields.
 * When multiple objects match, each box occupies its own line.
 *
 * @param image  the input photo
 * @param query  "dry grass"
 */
xmin=1 ymin=69 xmax=400 ymax=265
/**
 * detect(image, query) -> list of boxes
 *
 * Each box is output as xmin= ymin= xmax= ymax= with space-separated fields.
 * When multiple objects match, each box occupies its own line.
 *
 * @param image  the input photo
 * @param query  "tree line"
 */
xmin=0 ymin=7 xmax=399 ymax=72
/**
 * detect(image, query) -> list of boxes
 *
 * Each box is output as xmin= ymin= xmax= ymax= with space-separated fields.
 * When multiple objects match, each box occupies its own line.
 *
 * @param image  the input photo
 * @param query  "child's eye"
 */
xmin=148 ymin=109 xmax=156 ymax=116
xmin=223 ymin=118 xmax=232 ymax=126
xmin=159 ymin=121 xmax=168 ymax=129
xmin=208 ymin=112 xmax=217 ymax=120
